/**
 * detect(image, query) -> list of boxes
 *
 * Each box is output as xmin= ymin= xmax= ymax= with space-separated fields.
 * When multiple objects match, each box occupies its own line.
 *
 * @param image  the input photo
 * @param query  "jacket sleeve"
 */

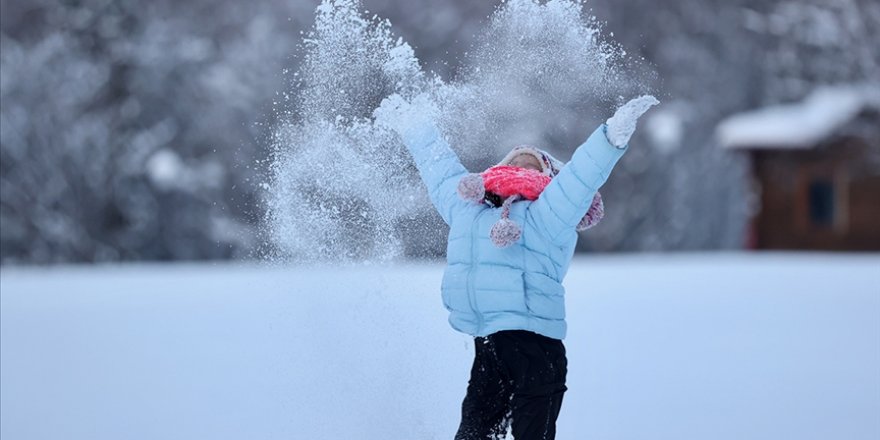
xmin=398 ymin=119 xmax=470 ymax=225
xmin=527 ymin=124 xmax=627 ymax=246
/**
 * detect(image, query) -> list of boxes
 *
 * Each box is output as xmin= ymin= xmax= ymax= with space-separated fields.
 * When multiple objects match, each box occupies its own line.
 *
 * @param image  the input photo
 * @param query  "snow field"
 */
xmin=1 ymin=253 xmax=878 ymax=439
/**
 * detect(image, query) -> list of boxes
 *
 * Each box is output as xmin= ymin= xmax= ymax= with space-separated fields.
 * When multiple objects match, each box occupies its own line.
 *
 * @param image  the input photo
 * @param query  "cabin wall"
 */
xmin=752 ymin=138 xmax=880 ymax=251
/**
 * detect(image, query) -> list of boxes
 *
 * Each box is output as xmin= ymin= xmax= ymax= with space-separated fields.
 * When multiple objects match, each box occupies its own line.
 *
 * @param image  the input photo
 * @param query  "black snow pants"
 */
xmin=454 ymin=330 xmax=568 ymax=440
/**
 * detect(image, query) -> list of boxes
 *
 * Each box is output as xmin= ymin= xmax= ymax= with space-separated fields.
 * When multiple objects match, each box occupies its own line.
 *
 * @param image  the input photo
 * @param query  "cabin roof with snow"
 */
xmin=716 ymin=84 xmax=880 ymax=150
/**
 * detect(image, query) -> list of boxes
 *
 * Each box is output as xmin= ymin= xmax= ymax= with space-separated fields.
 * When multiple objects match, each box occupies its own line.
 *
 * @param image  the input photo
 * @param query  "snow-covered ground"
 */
xmin=1 ymin=253 xmax=878 ymax=440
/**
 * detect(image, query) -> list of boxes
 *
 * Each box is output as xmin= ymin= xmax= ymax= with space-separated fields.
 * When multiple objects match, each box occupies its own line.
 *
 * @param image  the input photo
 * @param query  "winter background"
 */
xmin=1 ymin=0 xmax=879 ymax=439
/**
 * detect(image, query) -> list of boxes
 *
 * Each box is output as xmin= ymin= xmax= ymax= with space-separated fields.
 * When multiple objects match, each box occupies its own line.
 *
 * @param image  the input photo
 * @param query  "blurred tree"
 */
xmin=0 ymin=0 xmax=310 ymax=262
xmin=585 ymin=0 xmax=879 ymax=251
xmin=1 ymin=0 xmax=877 ymax=263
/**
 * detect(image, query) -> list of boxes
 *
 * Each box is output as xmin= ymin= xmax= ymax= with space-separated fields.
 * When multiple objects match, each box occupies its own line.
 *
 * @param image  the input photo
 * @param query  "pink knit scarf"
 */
xmin=481 ymin=165 xmax=552 ymax=201
xmin=456 ymin=165 xmax=605 ymax=248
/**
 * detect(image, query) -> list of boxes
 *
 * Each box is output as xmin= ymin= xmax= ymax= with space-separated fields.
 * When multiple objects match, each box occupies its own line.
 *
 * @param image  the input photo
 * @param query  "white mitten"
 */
xmin=373 ymin=93 xmax=437 ymax=141
xmin=605 ymin=95 xmax=660 ymax=148
xmin=374 ymin=94 xmax=409 ymax=132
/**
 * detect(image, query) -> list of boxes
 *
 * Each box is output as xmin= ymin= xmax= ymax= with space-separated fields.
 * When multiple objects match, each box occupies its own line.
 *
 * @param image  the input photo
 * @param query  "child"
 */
xmin=375 ymin=94 xmax=658 ymax=439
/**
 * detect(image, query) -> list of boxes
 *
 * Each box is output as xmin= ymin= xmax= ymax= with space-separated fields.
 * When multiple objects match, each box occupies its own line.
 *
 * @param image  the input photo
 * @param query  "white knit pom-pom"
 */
xmin=457 ymin=173 xmax=485 ymax=202
xmin=490 ymin=218 xmax=522 ymax=248
xmin=576 ymin=192 xmax=605 ymax=231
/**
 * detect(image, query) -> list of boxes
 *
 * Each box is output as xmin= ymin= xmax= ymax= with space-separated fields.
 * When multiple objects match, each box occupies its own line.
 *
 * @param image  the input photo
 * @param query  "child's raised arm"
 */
xmin=374 ymin=94 xmax=469 ymax=225
xmin=527 ymin=96 xmax=658 ymax=246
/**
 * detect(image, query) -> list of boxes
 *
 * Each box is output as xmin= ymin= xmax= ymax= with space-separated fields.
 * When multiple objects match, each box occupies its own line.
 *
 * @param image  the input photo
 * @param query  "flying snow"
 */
xmin=266 ymin=0 xmax=651 ymax=263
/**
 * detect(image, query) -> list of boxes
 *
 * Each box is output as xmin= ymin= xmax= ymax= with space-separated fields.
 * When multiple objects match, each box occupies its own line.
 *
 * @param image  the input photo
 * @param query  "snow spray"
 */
xmin=265 ymin=0 xmax=650 ymax=263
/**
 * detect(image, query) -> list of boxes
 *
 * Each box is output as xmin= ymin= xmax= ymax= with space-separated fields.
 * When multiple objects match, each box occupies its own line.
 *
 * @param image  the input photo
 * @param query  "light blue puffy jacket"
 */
xmin=400 ymin=122 xmax=627 ymax=340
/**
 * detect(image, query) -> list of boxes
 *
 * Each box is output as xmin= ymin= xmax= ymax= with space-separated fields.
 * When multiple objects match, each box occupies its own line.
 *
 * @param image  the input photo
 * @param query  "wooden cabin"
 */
xmin=717 ymin=85 xmax=880 ymax=251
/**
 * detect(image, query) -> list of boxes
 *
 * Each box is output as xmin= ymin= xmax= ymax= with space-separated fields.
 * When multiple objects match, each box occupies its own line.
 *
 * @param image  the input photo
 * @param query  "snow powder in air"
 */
xmin=265 ymin=0 xmax=651 ymax=263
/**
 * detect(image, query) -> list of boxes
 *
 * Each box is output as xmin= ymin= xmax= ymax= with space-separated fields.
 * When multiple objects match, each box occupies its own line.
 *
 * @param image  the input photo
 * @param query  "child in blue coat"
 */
xmin=376 ymin=94 xmax=657 ymax=439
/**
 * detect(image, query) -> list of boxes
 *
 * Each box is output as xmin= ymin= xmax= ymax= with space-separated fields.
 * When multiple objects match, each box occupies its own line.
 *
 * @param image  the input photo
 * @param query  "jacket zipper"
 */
xmin=467 ymin=210 xmax=483 ymax=334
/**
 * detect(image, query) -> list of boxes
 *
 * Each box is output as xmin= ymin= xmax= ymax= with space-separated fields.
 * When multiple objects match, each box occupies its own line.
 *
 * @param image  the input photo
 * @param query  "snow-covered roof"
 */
xmin=716 ymin=84 xmax=880 ymax=150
